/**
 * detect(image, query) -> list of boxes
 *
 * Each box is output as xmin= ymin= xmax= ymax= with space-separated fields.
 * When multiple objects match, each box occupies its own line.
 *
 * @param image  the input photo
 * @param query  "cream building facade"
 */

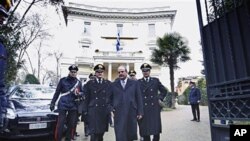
xmin=60 ymin=1 xmax=177 ymax=84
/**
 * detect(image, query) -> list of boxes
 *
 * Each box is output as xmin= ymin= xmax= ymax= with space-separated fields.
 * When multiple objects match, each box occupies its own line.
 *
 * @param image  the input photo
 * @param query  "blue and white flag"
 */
xmin=116 ymin=32 xmax=121 ymax=52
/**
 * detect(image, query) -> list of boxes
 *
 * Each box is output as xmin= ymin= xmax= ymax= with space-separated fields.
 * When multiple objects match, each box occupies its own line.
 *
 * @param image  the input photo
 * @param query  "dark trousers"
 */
xmin=143 ymin=134 xmax=160 ymax=141
xmin=72 ymin=113 xmax=81 ymax=139
xmin=90 ymin=133 xmax=104 ymax=141
xmin=54 ymin=110 xmax=77 ymax=141
xmin=84 ymin=121 xmax=89 ymax=135
xmin=191 ymin=103 xmax=200 ymax=120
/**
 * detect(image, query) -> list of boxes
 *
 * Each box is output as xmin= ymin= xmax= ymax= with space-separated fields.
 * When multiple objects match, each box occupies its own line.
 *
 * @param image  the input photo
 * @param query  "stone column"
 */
xmin=108 ymin=63 xmax=112 ymax=80
xmin=126 ymin=63 xmax=130 ymax=72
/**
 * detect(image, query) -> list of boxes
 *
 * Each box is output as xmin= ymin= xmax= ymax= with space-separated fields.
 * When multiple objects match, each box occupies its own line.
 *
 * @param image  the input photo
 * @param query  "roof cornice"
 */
xmin=62 ymin=2 xmax=176 ymax=24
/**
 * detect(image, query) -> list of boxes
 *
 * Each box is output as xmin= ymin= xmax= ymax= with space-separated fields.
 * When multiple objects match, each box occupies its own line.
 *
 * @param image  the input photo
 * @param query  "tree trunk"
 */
xmin=169 ymin=65 xmax=176 ymax=109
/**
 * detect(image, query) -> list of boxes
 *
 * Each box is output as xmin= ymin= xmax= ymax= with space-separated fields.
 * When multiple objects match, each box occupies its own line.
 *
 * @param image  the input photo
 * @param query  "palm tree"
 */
xmin=151 ymin=32 xmax=191 ymax=109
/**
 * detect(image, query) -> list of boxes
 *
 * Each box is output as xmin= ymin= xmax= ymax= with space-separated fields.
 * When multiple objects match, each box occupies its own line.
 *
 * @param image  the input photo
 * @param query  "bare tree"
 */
xmin=17 ymin=13 xmax=50 ymax=67
xmin=36 ymin=42 xmax=53 ymax=82
xmin=53 ymin=51 xmax=63 ymax=84
xmin=41 ymin=70 xmax=57 ymax=85
xmin=24 ymin=50 xmax=35 ymax=75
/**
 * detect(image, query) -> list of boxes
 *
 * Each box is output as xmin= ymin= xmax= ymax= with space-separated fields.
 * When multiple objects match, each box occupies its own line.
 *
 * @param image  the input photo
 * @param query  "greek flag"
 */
xmin=116 ymin=32 xmax=121 ymax=52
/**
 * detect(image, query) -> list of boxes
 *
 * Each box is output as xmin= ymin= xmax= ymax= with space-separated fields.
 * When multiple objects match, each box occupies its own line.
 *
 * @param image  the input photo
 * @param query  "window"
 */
xmin=117 ymin=24 xmax=123 ymax=35
xmin=84 ymin=22 xmax=91 ymax=35
xmin=148 ymin=23 xmax=155 ymax=37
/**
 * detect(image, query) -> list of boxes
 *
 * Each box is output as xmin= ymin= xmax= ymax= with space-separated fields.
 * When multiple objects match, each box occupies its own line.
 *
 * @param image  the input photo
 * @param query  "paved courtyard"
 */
xmin=76 ymin=105 xmax=211 ymax=141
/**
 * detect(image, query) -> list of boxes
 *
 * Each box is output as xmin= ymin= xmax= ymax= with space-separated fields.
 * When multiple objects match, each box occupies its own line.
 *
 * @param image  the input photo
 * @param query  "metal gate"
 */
xmin=196 ymin=0 xmax=250 ymax=140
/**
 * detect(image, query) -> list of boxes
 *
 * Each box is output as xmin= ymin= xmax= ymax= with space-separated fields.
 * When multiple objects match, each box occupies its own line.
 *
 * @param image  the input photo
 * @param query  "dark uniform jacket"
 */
xmin=0 ymin=41 xmax=7 ymax=95
xmin=138 ymin=77 xmax=167 ymax=136
xmin=83 ymin=78 xmax=111 ymax=134
xmin=108 ymin=78 xmax=143 ymax=141
xmin=51 ymin=76 xmax=83 ymax=110
xmin=0 ymin=41 xmax=7 ymax=116
xmin=189 ymin=87 xmax=201 ymax=104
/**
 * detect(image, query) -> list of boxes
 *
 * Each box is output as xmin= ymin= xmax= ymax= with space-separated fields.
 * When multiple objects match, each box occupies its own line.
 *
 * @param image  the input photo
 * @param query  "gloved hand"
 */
xmin=50 ymin=103 xmax=55 ymax=111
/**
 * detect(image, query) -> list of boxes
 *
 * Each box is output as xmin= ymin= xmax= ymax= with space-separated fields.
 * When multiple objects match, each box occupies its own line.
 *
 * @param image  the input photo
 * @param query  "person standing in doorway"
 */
xmin=138 ymin=63 xmax=168 ymax=141
xmin=188 ymin=81 xmax=201 ymax=122
xmin=108 ymin=65 xmax=143 ymax=141
xmin=50 ymin=65 xmax=83 ymax=141
xmin=83 ymin=64 xmax=111 ymax=141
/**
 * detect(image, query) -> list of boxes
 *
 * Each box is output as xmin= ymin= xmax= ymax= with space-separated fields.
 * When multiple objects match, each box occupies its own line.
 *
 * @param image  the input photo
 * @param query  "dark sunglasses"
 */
xmin=142 ymin=69 xmax=149 ymax=72
xmin=70 ymin=71 xmax=77 ymax=73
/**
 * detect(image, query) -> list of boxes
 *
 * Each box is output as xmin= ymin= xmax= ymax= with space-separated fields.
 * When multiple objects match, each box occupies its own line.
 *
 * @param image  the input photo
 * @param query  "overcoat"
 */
xmin=138 ymin=77 xmax=167 ymax=136
xmin=109 ymin=78 xmax=143 ymax=141
xmin=84 ymin=79 xmax=111 ymax=134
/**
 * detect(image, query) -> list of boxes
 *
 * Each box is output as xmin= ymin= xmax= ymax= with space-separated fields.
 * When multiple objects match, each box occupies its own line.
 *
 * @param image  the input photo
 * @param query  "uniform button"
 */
xmin=151 ymin=96 xmax=153 ymax=98
xmin=151 ymin=89 xmax=153 ymax=91
xmin=96 ymin=97 xmax=98 ymax=99
xmin=143 ymin=90 xmax=145 ymax=93
xmin=94 ymin=91 xmax=96 ymax=93
xmin=145 ymin=103 xmax=147 ymax=106
xmin=103 ymin=90 xmax=106 ymax=92
xmin=151 ymin=103 xmax=154 ymax=106
xmin=96 ymin=104 xmax=98 ymax=106
xmin=144 ymin=96 xmax=147 ymax=99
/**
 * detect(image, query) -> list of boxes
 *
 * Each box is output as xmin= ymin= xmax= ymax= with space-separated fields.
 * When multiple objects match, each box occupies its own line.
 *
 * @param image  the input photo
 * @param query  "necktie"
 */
xmin=98 ymin=78 xmax=102 ymax=84
xmin=146 ymin=78 xmax=149 ymax=82
xmin=121 ymin=80 xmax=126 ymax=88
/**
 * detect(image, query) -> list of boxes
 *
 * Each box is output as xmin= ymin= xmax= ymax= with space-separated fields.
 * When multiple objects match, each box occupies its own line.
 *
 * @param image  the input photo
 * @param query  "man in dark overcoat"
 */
xmin=138 ymin=63 xmax=168 ymax=141
xmin=83 ymin=64 xmax=111 ymax=141
xmin=108 ymin=65 xmax=143 ymax=141
xmin=188 ymin=81 xmax=201 ymax=122
xmin=81 ymin=73 xmax=96 ymax=137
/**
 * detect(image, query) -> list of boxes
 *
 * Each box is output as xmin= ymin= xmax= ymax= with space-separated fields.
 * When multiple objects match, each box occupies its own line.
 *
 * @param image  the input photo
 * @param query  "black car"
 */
xmin=0 ymin=84 xmax=58 ymax=139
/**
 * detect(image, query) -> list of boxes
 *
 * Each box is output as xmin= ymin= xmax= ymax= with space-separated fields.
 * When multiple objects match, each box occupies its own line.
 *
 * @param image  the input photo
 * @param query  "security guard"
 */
xmin=128 ymin=70 xmax=137 ymax=80
xmin=0 ymin=0 xmax=14 ymax=130
xmin=83 ymin=64 xmax=111 ymax=141
xmin=138 ymin=63 xmax=168 ymax=141
xmin=50 ymin=65 xmax=83 ymax=141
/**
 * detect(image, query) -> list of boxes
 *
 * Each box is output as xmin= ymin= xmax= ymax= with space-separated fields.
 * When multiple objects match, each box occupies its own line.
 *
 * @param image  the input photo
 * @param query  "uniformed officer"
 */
xmin=138 ymin=63 xmax=168 ymax=141
xmin=188 ymin=81 xmax=201 ymax=122
xmin=128 ymin=70 xmax=137 ymax=80
xmin=0 ymin=0 xmax=14 ymax=131
xmin=50 ymin=65 xmax=83 ymax=141
xmin=81 ymin=73 xmax=96 ymax=137
xmin=83 ymin=64 xmax=111 ymax=141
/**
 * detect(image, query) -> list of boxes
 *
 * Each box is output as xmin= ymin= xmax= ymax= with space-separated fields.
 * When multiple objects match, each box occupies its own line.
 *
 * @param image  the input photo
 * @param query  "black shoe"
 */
xmin=191 ymin=119 xmax=197 ymax=121
xmin=85 ymin=133 xmax=89 ymax=137
xmin=196 ymin=119 xmax=200 ymax=122
xmin=75 ymin=133 xmax=80 ymax=137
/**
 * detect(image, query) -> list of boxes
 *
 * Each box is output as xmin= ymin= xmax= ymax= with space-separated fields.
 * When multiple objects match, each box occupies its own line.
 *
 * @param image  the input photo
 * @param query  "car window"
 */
xmin=12 ymin=85 xmax=55 ymax=99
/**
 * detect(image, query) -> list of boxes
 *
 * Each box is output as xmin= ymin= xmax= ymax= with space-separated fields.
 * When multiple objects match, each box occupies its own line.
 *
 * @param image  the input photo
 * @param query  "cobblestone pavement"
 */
xmin=75 ymin=105 xmax=211 ymax=141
